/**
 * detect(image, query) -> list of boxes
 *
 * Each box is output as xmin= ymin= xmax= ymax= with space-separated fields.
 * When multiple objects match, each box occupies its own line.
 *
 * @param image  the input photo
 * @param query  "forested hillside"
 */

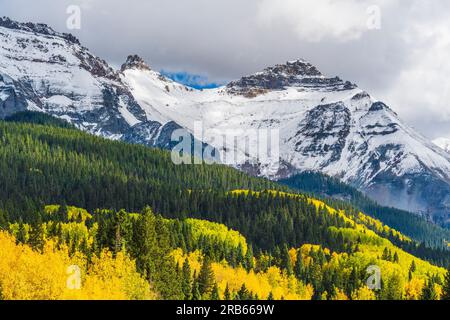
xmin=1 ymin=115 xmax=450 ymax=300
xmin=0 ymin=117 xmax=277 ymax=221
xmin=2 ymin=204 xmax=450 ymax=300
xmin=280 ymin=172 xmax=450 ymax=247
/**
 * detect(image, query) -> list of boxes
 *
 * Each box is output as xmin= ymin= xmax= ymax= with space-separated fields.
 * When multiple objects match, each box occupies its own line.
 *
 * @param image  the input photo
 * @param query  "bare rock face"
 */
xmin=227 ymin=60 xmax=356 ymax=97
xmin=121 ymin=55 xmax=151 ymax=72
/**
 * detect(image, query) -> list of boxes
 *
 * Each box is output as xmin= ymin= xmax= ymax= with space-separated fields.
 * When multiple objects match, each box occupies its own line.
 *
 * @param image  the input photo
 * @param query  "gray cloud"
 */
xmin=1 ymin=0 xmax=449 ymax=140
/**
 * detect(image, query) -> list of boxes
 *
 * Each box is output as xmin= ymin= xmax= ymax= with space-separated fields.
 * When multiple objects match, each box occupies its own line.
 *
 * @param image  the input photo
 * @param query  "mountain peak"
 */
xmin=266 ymin=59 xmax=323 ymax=78
xmin=227 ymin=59 xmax=356 ymax=97
xmin=121 ymin=55 xmax=151 ymax=72
xmin=0 ymin=16 xmax=80 ymax=45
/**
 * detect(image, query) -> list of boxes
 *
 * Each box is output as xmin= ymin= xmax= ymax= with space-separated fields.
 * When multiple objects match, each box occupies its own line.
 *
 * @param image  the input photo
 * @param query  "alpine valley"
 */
xmin=1 ymin=17 xmax=450 ymax=302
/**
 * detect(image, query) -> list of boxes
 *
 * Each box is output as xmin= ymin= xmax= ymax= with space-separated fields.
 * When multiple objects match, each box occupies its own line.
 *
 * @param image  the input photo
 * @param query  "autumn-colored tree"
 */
xmin=381 ymin=273 xmax=403 ymax=300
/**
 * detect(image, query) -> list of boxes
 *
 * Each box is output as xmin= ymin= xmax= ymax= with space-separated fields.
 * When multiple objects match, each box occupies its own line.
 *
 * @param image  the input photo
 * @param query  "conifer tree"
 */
xmin=282 ymin=245 xmax=293 ymax=275
xmin=182 ymin=258 xmax=193 ymax=300
xmin=211 ymin=283 xmax=220 ymax=300
xmin=198 ymin=257 xmax=215 ymax=298
xmin=393 ymin=252 xmax=399 ymax=264
xmin=294 ymin=250 xmax=303 ymax=280
xmin=224 ymin=284 xmax=231 ymax=300
xmin=441 ymin=266 xmax=450 ymax=301
xmin=28 ymin=222 xmax=45 ymax=252
xmin=244 ymin=245 xmax=254 ymax=271
xmin=16 ymin=223 xmax=28 ymax=244
xmin=237 ymin=284 xmax=249 ymax=300
xmin=409 ymin=261 xmax=417 ymax=281
xmin=192 ymin=281 xmax=202 ymax=301
xmin=421 ymin=278 xmax=438 ymax=300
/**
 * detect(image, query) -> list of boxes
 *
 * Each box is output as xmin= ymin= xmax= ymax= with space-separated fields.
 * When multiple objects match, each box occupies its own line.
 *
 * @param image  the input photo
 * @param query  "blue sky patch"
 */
xmin=160 ymin=70 xmax=224 ymax=90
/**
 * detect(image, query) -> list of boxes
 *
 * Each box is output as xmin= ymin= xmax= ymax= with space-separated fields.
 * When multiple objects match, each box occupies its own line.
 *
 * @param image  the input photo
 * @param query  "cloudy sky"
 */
xmin=1 ymin=0 xmax=450 ymax=141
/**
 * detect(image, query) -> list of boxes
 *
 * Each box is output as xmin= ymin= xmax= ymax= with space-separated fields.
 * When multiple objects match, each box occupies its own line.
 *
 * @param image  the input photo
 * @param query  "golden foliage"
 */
xmin=172 ymin=249 xmax=314 ymax=300
xmin=185 ymin=219 xmax=248 ymax=253
xmin=0 ymin=230 xmax=155 ymax=300
xmin=351 ymin=287 xmax=376 ymax=300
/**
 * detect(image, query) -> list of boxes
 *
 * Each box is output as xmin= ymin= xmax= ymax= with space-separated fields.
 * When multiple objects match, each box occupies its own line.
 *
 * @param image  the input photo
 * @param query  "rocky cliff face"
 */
xmin=1 ymin=17 xmax=449 ymax=224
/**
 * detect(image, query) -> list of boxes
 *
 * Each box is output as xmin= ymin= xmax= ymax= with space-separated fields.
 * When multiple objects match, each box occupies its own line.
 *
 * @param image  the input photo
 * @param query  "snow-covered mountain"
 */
xmin=0 ymin=17 xmax=192 ymax=149
xmin=434 ymin=138 xmax=450 ymax=153
xmin=1 ymin=17 xmax=450 ymax=224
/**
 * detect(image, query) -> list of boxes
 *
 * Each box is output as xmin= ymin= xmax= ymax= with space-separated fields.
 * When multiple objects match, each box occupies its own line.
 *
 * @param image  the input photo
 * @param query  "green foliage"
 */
xmin=0 ymin=120 xmax=276 ymax=222
xmin=129 ymin=207 xmax=182 ymax=299
xmin=421 ymin=277 xmax=439 ymax=300
xmin=197 ymin=257 xmax=215 ymax=298
xmin=181 ymin=259 xmax=193 ymax=300
xmin=280 ymin=172 xmax=450 ymax=266
xmin=4 ymin=111 xmax=74 ymax=129
xmin=442 ymin=266 xmax=450 ymax=300
xmin=0 ymin=120 xmax=449 ymax=301
xmin=280 ymin=172 xmax=450 ymax=248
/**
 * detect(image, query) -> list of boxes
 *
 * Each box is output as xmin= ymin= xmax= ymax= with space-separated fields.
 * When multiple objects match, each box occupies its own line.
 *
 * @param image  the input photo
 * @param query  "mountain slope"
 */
xmin=434 ymin=137 xmax=450 ymax=153
xmin=0 ymin=17 xmax=199 ymax=151
xmin=1 ymin=17 xmax=449 ymax=223
xmin=121 ymin=58 xmax=450 ymax=224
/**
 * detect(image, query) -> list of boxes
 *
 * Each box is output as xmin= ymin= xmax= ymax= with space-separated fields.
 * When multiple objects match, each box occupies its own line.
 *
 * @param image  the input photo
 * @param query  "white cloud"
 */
xmin=381 ymin=17 xmax=450 ymax=139
xmin=256 ymin=0 xmax=390 ymax=42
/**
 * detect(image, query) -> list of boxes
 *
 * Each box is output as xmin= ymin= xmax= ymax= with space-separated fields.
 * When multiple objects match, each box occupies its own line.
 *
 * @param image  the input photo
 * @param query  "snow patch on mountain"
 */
xmin=434 ymin=138 xmax=450 ymax=153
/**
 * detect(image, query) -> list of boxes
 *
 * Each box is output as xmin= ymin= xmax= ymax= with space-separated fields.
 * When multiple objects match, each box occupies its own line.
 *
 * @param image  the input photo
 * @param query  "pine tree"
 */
xmin=198 ymin=257 xmax=215 ymax=298
xmin=16 ymin=222 xmax=28 ymax=244
xmin=282 ymin=245 xmax=293 ymax=275
xmin=114 ymin=223 xmax=122 ymax=254
xmin=182 ymin=258 xmax=193 ymax=300
xmin=132 ymin=207 xmax=182 ymax=299
xmin=409 ymin=261 xmax=417 ymax=281
xmin=421 ymin=278 xmax=438 ymax=300
xmin=393 ymin=252 xmax=399 ymax=264
xmin=382 ymin=247 xmax=390 ymax=261
xmin=192 ymin=281 xmax=202 ymax=301
xmin=381 ymin=273 xmax=403 ymax=300
xmin=244 ymin=245 xmax=254 ymax=271
xmin=237 ymin=284 xmax=249 ymax=300
xmin=267 ymin=291 xmax=274 ymax=300
xmin=410 ymin=261 xmax=417 ymax=273
xmin=294 ymin=250 xmax=303 ymax=280
xmin=441 ymin=266 xmax=450 ymax=301
xmin=28 ymin=222 xmax=45 ymax=252
xmin=224 ymin=284 xmax=231 ymax=300
xmin=211 ymin=283 xmax=220 ymax=300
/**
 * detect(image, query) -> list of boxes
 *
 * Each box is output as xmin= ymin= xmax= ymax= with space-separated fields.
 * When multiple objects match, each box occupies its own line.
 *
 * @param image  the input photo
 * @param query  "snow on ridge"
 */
xmin=434 ymin=137 xmax=450 ymax=153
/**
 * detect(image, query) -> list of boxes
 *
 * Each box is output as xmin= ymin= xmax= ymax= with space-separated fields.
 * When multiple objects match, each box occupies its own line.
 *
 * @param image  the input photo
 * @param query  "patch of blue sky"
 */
xmin=160 ymin=70 xmax=224 ymax=89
